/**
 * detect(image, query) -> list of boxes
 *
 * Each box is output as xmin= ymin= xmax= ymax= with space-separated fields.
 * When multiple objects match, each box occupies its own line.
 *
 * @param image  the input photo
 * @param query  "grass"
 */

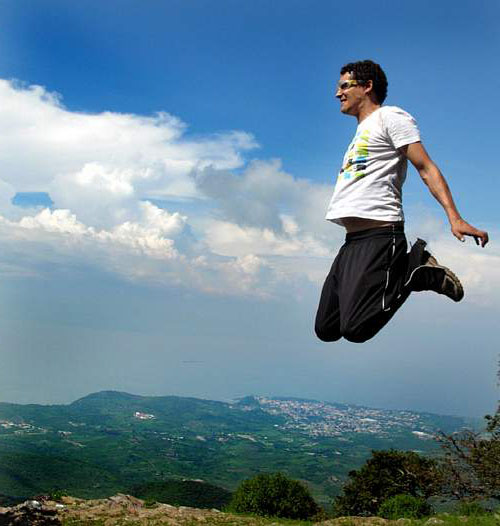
xmin=61 ymin=517 xmax=314 ymax=526
xmin=60 ymin=512 xmax=500 ymax=526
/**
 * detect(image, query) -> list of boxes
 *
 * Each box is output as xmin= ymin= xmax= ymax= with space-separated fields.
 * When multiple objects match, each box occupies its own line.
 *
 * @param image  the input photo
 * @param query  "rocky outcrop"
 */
xmin=0 ymin=499 xmax=61 ymax=525
xmin=0 ymin=494 xmax=227 ymax=525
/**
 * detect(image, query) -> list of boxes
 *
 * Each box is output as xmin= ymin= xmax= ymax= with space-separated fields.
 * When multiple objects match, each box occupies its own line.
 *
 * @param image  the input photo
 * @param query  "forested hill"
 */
xmin=0 ymin=391 xmax=472 ymax=507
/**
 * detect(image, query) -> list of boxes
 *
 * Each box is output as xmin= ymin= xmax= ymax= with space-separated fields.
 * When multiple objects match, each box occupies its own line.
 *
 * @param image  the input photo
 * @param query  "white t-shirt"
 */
xmin=325 ymin=106 xmax=421 ymax=225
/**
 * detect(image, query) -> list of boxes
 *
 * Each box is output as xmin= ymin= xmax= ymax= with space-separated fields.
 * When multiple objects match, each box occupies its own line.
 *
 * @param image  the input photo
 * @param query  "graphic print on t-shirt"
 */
xmin=338 ymin=128 xmax=370 ymax=182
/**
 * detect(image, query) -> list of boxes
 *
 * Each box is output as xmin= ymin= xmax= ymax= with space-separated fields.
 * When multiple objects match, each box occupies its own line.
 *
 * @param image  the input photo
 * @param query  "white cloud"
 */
xmin=204 ymin=219 xmax=330 ymax=260
xmin=194 ymin=159 xmax=333 ymax=235
xmin=0 ymin=79 xmax=256 ymax=227
xmin=193 ymin=158 xmax=341 ymax=283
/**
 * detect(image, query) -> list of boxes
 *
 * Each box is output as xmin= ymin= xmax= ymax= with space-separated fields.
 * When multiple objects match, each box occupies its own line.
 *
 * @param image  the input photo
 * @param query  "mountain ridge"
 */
xmin=0 ymin=390 xmax=481 ymax=423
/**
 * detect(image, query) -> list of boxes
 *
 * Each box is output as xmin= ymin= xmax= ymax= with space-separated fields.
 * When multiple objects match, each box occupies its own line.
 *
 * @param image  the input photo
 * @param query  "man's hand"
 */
xmin=450 ymin=218 xmax=489 ymax=247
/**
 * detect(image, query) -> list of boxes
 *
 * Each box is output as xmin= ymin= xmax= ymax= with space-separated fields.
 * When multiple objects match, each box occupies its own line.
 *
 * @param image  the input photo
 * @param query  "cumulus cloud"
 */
xmin=0 ymin=79 xmax=256 ymax=227
xmin=195 ymin=159 xmax=332 ymax=235
xmin=0 ymin=204 xmax=290 ymax=298
xmin=0 ymin=78 xmax=496 ymax=303
xmin=0 ymin=79 xmax=339 ymax=297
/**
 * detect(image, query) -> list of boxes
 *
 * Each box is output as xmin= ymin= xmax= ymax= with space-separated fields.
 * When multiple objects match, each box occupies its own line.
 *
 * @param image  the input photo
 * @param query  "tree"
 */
xmin=332 ymin=450 xmax=441 ymax=517
xmin=438 ymin=363 xmax=500 ymax=501
xmin=229 ymin=472 xmax=319 ymax=519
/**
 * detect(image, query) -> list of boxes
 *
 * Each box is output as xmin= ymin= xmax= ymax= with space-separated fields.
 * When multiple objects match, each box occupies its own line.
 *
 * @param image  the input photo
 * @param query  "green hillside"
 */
xmin=0 ymin=391 xmax=471 ymax=508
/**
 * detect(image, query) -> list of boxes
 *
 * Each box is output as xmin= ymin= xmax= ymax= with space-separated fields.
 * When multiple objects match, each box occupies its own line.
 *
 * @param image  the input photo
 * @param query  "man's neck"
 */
xmin=356 ymin=101 xmax=381 ymax=123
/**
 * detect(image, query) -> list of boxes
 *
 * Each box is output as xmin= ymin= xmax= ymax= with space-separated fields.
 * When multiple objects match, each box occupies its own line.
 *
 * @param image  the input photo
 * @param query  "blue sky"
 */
xmin=0 ymin=0 xmax=498 ymax=417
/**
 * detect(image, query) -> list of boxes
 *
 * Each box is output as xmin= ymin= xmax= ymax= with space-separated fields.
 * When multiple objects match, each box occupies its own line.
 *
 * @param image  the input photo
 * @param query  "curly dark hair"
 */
xmin=340 ymin=60 xmax=388 ymax=104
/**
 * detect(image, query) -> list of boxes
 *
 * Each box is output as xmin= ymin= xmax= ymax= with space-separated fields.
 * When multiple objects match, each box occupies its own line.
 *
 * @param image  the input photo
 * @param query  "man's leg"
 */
xmin=315 ymin=250 xmax=343 ymax=342
xmin=315 ymin=229 xmax=408 ymax=344
xmin=336 ymin=228 xmax=411 ymax=343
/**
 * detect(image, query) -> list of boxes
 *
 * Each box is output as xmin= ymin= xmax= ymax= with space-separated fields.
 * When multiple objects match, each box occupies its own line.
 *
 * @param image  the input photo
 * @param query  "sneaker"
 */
xmin=423 ymin=250 xmax=464 ymax=302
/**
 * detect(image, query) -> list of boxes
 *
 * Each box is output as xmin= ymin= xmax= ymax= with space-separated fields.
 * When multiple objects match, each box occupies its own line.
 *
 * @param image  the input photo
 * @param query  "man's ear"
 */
xmin=364 ymin=80 xmax=377 ymax=102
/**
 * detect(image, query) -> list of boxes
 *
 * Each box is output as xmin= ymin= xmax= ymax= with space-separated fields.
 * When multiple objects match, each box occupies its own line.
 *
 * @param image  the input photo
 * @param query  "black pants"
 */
xmin=314 ymin=226 xmax=444 ymax=343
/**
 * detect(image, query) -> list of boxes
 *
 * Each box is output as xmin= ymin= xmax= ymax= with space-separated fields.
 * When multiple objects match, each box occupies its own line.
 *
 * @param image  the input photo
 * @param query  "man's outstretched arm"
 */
xmin=401 ymin=142 xmax=489 ymax=247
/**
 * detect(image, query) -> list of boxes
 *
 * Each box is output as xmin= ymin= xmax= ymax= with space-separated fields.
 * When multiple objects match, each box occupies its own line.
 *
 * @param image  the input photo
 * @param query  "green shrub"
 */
xmin=229 ymin=472 xmax=319 ymax=519
xmin=333 ymin=449 xmax=441 ymax=517
xmin=378 ymin=494 xmax=432 ymax=519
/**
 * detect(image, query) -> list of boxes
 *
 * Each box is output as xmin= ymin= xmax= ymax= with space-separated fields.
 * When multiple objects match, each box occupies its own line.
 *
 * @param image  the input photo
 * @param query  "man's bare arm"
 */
xmin=401 ymin=142 xmax=489 ymax=247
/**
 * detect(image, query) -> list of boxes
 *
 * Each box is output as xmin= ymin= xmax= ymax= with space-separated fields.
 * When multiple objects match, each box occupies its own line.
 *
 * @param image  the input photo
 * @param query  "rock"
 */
xmin=60 ymin=496 xmax=79 ymax=505
xmin=425 ymin=519 xmax=444 ymax=525
xmin=109 ymin=493 xmax=144 ymax=506
xmin=0 ymin=501 xmax=61 ymax=526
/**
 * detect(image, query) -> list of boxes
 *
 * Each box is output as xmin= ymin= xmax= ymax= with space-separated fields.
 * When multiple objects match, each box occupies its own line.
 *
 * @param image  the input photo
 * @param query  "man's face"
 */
xmin=335 ymin=72 xmax=367 ymax=116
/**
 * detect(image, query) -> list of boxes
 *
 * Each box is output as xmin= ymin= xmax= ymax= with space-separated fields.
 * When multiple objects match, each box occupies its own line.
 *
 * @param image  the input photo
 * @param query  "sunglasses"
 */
xmin=336 ymin=79 xmax=366 ymax=91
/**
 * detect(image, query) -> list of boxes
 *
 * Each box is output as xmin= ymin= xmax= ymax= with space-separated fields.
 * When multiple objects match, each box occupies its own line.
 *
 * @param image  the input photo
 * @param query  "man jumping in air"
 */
xmin=315 ymin=60 xmax=489 ymax=344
